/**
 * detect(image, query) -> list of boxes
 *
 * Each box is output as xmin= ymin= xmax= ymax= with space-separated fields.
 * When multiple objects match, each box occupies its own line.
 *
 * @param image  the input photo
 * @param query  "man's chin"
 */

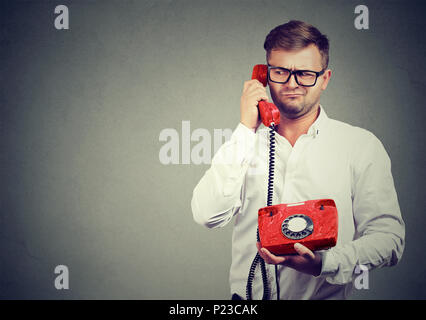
xmin=277 ymin=104 xmax=305 ymax=118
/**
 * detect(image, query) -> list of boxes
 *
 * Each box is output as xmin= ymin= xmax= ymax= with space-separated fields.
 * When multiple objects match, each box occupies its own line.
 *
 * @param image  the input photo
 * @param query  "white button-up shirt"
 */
xmin=191 ymin=105 xmax=405 ymax=299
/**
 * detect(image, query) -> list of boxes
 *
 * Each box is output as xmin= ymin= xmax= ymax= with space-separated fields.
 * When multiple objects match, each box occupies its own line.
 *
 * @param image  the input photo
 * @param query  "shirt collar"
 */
xmin=307 ymin=104 xmax=328 ymax=138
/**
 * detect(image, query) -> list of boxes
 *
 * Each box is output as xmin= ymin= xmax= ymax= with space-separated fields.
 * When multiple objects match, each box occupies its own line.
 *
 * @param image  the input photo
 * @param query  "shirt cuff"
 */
xmin=235 ymin=122 xmax=257 ymax=137
xmin=212 ymin=122 xmax=257 ymax=167
xmin=319 ymin=249 xmax=339 ymax=278
xmin=233 ymin=123 xmax=257 ymax=165
xmin=238 ymin=122 xmax=256 ymax=133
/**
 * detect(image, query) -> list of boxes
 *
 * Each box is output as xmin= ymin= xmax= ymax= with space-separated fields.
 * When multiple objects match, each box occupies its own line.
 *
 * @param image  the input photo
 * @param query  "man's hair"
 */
xmin=264 ymin=20 xmax=330 ymax=69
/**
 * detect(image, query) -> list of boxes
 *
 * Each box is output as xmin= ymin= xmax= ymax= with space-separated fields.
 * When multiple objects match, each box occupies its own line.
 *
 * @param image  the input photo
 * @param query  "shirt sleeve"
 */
xmin=191 ymin=123 xmax=257 ymax=228
xmin=319 ymin=132 xmax=405 ymax=284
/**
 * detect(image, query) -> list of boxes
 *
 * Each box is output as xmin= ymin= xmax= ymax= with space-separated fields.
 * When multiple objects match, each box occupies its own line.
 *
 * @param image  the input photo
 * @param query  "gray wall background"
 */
xmin=1 ymin=0 xmax=425 ymax=299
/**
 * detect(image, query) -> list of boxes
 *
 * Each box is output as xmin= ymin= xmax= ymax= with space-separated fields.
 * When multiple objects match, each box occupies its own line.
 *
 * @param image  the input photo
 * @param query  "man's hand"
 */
xmin=240 ymin=79 xmax=269 ymax=132
xmin=257 ymin=242 xmax=322 ymax=277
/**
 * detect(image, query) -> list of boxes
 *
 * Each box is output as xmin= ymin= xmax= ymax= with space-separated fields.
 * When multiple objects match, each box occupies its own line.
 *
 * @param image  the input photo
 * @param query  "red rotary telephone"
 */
xmin=258 ymin=199 xmax=338 ymax=255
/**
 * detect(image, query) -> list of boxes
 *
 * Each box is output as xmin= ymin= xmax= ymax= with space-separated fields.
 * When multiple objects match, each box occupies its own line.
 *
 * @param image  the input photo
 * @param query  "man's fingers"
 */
xmin=247 ymin=90 xmax=269 ymax=102
xmin=262 ymin=248 xmax=286 ymax=264
xmin=243 ymin=79 xmax=264 ymax=93
xmin=257 ymin=243 xmax=286 ymax=265
xmin=294 ymin=243 xmax=315 ymax=260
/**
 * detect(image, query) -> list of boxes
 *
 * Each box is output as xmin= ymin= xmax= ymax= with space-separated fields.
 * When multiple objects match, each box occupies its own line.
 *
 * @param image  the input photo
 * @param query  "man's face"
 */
xmin=267 ymin=44 xmax=331 ymax=119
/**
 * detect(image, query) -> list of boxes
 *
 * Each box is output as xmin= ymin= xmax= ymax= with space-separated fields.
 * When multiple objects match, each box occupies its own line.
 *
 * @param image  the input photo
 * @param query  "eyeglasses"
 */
xmin=268 ymin=66 xmax=325 ymax=87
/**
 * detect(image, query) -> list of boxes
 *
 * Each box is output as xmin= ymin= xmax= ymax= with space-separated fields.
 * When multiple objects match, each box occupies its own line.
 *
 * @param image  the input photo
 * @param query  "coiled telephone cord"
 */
xmin=246 ymin=124 xmax=279 ymax=300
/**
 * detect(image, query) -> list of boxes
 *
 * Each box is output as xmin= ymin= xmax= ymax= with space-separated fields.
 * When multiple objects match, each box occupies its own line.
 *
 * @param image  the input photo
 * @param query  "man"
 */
xmin=191 ymin=20 xmax=405 ymax=299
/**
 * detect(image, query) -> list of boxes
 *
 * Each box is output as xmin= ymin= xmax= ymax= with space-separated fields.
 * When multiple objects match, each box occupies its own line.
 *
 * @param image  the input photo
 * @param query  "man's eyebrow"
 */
xmin=268 ymin=64 xmax=312 ymax=70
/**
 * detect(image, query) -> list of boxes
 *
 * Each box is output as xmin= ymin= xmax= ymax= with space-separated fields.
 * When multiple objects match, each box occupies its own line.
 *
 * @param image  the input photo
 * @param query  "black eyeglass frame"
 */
xmin=267 ymin=65 xmax=325 ymax=87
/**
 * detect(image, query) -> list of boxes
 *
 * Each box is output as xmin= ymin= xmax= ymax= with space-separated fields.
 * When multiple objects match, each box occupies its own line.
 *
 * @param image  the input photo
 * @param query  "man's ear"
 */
xmin=320 ymin=69 xmax=332 ymax=91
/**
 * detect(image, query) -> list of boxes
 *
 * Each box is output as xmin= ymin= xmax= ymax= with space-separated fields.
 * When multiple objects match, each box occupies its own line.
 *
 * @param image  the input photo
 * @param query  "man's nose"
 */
xmin=285 ymin=74 xmax=299 ymax=89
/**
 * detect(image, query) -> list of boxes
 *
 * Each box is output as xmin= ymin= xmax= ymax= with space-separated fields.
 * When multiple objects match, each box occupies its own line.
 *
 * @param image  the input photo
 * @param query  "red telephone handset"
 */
xmin=251 ymin=65 xmax=280 ymax=127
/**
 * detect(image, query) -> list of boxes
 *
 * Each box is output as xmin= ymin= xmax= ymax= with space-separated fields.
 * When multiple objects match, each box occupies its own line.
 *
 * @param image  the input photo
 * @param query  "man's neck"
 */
xmin=275 ymin=104 xmax=320 ymax=147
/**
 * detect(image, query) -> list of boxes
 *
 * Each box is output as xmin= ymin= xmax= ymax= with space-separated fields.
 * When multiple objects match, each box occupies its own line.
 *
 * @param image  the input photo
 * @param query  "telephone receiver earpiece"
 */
xmin=252 ymin=64 xmax=268 ymax=87
xmin=251 ymin=65 xmax=280 ymax=127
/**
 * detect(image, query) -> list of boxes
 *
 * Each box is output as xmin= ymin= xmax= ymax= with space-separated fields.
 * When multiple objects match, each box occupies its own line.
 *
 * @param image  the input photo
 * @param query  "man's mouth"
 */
xmin=283 ymin=93 xmax=303 ymax=98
